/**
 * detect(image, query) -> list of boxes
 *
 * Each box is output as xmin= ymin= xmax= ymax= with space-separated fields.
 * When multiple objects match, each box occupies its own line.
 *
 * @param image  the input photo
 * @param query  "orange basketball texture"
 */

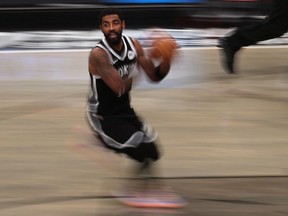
xmin=150 ymin=38 xmax=178 ymax=61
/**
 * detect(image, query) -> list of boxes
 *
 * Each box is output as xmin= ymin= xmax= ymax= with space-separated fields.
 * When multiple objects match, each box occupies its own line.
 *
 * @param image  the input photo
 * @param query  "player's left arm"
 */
xmin=132 ymin=38 xmax=170 ymax=82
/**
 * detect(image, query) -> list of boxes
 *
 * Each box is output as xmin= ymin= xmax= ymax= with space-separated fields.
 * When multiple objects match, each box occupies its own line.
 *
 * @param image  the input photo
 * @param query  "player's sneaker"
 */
xmin=113 ymin=184 xmax=187 ymax=208
xmin=217 ymin=37 xmax=239 ymax=74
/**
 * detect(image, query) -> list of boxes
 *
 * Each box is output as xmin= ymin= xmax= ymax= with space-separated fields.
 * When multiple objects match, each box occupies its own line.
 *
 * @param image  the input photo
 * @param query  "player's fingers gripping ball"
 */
xmin=150 ymin=36 xmax=178 ymax=62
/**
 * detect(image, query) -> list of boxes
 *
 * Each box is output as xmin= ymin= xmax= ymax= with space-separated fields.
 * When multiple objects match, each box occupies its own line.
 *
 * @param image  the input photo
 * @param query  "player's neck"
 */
xmin=111 ymin=42 xmax=124 ymax=54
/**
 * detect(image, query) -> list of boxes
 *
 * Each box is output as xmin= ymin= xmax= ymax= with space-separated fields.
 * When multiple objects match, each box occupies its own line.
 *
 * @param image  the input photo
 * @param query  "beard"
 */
xmin=104 ymin=31 xmax=122 ymax=45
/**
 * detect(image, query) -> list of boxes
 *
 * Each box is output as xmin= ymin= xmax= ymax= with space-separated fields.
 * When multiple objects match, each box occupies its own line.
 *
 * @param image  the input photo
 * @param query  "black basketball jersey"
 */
xmin=87 ymin=36 xmax=138 ymax=116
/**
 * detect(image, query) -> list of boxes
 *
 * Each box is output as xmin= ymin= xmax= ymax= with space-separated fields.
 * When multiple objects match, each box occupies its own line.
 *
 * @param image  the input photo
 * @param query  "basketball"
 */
xmin=150 ymin=38 xmax=178 ymax=61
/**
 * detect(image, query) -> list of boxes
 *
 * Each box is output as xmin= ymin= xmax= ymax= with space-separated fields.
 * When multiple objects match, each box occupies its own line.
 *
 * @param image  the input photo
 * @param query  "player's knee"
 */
xmin=122 ymin=147 xmax=146 ymax=162
xmin=141 ymin=142 xmax=161 ymax=161
xmin=121 ymin=142 xmax=161 ymax=162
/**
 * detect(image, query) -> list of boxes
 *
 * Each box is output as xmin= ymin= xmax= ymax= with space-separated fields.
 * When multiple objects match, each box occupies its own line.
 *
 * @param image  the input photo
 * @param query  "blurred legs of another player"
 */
xmin=217 ymin=2 xmax=288 ymax=74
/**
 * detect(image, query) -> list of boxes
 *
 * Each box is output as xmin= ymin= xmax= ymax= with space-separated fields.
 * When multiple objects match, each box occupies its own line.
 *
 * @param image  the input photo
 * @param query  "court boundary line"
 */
xmin=116 ymin=175 xmax=288 ymax=180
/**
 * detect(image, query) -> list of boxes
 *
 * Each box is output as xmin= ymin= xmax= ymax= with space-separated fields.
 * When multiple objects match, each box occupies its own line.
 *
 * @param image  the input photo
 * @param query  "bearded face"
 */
xmin=100 ymin=14 xmax=125 ymax=46
xmin=103 ymin=30 xmax=122 ymax=45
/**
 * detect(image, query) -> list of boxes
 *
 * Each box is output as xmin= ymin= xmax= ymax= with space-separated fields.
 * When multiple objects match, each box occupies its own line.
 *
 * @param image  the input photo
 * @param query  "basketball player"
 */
xmin=85 ymin=8 xmax=184 ymax=207
xmin=217 ymin=0 xmax=288 ymax=74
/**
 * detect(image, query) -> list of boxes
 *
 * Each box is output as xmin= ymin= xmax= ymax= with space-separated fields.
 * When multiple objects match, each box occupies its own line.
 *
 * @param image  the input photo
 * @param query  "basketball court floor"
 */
xmin=0 ymin=45 xmax=287 ymax=215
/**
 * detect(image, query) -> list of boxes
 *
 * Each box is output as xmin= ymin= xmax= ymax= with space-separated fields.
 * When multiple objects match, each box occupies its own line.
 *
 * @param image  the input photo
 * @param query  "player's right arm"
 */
xmin=88 ymin=47 xmax=132 ymax=96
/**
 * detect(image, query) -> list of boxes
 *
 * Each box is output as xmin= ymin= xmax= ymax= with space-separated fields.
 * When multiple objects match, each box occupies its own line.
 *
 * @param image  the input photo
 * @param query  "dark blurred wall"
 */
xmin=0 ymin=0 xmax=273 ymax=31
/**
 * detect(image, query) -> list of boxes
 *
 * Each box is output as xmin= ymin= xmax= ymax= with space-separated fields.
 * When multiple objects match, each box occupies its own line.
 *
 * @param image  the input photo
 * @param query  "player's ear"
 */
xmin=99 ymin=24 xmax=104 ymax=33
xmin=122 ymin=20 xmax=126 ymax=29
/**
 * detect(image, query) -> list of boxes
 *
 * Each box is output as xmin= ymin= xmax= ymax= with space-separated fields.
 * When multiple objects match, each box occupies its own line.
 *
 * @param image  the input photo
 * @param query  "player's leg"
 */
xmin=218 ymin=6 xmax=288 ymax=74
xmin=120 ymin=141 xmax=187 ymax=208
xmin=87 ymin=113 xmax=187 ymax=208
xmin=232 ymin=9 xmax=288 ymax=46
xmin=122 ymin=141 xmax=160 ymax=181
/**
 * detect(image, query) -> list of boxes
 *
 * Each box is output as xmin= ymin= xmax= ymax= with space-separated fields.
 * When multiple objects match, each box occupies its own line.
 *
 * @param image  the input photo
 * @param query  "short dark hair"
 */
xmin=98 ymin=7 xmax=124 ymax=25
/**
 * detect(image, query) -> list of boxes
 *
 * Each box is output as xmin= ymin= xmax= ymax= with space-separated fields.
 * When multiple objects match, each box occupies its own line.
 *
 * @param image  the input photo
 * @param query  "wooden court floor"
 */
xmin=0 ymin=47 xmax=287 ymax=215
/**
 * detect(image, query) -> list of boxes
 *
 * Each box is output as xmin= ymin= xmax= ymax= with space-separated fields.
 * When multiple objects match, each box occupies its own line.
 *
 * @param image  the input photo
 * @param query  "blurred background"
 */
xmin=1 ymin=0 xmax=287 ymax=50
xmin=0 ymin=0 xmax=274 ymax=30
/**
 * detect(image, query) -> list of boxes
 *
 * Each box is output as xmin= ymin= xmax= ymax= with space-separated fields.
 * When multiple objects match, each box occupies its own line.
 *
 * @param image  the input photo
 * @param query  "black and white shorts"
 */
xmin=86 ymin=111 xmax=158 ymax=152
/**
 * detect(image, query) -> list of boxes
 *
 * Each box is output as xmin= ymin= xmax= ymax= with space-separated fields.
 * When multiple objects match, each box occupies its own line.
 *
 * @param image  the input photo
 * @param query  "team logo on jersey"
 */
xmin=118 ymin=65 xmax=129 ymax=78
xmin=128 ymin=51 xmax=135 ymax=60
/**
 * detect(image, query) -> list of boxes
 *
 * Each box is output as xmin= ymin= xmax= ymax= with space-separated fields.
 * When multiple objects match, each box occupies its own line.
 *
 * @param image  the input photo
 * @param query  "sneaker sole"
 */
xmin=113 ymin=194 xmax=187 ymax=209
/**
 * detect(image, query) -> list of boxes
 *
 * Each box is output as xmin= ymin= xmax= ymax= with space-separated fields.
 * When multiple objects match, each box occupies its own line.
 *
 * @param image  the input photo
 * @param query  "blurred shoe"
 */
xmin=217 ymin=37 xmax=238 ymax=74
xmin=113 ymin=188 xmax=187 ymax=208
xmin=112 ymin=182 xmax=187 ymax=208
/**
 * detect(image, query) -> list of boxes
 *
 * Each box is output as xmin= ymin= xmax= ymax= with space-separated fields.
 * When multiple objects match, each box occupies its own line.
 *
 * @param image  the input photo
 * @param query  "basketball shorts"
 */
xmin=86 ymin=111 xmax=160 ymax=162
